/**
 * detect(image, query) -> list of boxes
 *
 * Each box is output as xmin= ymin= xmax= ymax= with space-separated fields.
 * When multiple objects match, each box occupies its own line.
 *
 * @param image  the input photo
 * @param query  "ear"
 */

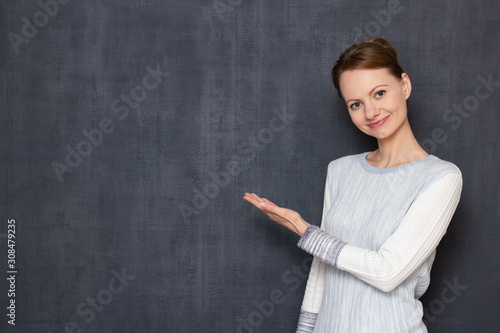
xmin=401 ymin=73 xmax=412 ymax=99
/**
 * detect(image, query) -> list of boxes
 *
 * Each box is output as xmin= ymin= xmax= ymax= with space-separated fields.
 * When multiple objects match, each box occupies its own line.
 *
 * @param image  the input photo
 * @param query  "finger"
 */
xmin=244 ymin=192 xmax=261 ymax=202
xmin=243 ymin=195 xmax=261 ymax=207
xmin=261 ymin=201 xmax=283 ymax=215
xmin=249 ymin=193 xmax=264 ymax=202
xmin=244 ymin=193 xmax=269 ymax=208
xmin=263 ymin=198 xmax=286 ymax=212
xmin=243 ymin=192 xmax=258 ymax=199
xmin=243 ymin=195 xmax=269 ymax=211
xmin=262 ymin=198 xmax=278 ymax=208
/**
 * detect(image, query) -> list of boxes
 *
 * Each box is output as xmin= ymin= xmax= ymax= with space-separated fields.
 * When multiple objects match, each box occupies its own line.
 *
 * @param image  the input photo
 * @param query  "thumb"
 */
xmin=260 ymin=198 xmax=274 ymax=209
xmin=261 ymin=200 xmax=281 ymax=215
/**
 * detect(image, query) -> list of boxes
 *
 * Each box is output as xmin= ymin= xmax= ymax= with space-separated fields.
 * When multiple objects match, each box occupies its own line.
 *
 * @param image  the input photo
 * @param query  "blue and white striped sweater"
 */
xmin=296 ymin=152 xmax=462 ymax=333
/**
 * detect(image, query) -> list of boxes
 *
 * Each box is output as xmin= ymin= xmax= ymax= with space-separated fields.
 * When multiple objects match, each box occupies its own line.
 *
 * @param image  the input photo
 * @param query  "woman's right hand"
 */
xmin=243 ymin=193 xmax=310 ymax=236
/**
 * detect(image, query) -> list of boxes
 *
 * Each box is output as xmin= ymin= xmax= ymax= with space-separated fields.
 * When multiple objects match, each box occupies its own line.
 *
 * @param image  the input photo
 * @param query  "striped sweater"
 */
xmin=295 ymin=152 xmax=462 ymax=332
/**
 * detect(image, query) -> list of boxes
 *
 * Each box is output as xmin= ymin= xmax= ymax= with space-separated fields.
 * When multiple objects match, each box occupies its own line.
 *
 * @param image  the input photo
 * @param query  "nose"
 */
xmin=364 ymin=101 xmax=380 ymax=120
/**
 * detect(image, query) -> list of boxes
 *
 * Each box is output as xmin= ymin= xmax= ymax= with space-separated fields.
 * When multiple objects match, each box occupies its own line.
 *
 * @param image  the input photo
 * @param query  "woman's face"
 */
xmin=339 ymin=67 xmax=411 ymax=141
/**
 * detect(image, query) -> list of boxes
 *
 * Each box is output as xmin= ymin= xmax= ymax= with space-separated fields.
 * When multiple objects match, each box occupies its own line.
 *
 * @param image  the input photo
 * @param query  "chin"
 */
xmin=366 ymin=130 xmax=394 ymax=141
xmin=360 ymin=128 xmax=391 ymax=139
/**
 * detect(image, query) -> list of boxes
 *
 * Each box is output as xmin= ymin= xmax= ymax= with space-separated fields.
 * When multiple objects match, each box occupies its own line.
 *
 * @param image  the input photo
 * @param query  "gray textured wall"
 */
xmin=1 ymin=0 xmax=499 ymax=332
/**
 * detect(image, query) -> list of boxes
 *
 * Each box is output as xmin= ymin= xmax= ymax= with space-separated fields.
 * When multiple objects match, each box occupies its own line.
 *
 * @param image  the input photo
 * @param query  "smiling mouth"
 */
xmin=368 ymin=116 xmax=389 ymax=128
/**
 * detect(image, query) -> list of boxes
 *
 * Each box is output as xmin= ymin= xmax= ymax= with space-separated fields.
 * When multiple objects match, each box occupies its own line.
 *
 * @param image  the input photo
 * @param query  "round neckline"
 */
xmin=359 ymin=151 xmax=436 ymax=173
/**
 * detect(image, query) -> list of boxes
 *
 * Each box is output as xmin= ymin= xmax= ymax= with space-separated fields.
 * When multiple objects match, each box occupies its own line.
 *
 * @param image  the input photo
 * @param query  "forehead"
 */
xmin=339 ymin=68 xmax=397 ymax=99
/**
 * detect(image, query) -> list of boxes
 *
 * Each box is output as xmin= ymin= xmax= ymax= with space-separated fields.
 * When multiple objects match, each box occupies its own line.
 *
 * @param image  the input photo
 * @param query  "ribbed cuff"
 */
xmin=296 ymin=309 xmax=318 ymax=333
xmin=297 ymin=225 xmax=346 ymax=267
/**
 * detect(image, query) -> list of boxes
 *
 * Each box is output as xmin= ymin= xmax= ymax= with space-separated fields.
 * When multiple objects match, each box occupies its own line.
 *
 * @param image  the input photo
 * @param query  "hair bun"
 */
xmin=367 ymin=37 xmax=398 ymax=61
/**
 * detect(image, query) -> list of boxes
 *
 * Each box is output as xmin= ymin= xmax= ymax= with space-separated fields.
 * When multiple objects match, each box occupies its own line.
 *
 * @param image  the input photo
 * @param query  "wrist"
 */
xmin=297 ymin=218 xmax=310 ymax=236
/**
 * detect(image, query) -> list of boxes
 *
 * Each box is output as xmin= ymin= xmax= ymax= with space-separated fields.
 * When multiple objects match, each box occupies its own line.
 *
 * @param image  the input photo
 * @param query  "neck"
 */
xmin=370 ymin=119 xmax=429 ymax=168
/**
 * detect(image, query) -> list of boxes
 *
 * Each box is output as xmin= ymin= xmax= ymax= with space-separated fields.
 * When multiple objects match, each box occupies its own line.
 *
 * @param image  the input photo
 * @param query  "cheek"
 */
xmin=348 ymin=111 xmax=361 ymax=124
xmin=386 ymin=96 xmax=405 ymax=113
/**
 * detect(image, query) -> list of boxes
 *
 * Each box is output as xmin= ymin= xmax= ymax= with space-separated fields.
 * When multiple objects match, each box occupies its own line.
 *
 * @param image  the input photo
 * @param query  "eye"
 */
xmin=350 ymin=102 xmax=361 ymax=110
xmin=375 ymin=90 xmax=386 ymax=98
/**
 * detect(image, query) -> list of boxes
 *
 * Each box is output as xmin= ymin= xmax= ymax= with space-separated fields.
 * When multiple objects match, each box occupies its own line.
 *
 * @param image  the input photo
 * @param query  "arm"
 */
xmin=297 ymin=172 xmax=462 ymax=292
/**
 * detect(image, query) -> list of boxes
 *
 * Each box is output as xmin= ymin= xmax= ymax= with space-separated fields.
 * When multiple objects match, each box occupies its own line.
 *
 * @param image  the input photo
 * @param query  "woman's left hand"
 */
xmin=243 ymin=192 xmax=310 ymax=236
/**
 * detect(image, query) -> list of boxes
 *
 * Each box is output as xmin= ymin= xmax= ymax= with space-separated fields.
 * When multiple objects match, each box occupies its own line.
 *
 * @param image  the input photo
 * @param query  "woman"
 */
xmin=243 ymin=37 xmax=463 ymax=332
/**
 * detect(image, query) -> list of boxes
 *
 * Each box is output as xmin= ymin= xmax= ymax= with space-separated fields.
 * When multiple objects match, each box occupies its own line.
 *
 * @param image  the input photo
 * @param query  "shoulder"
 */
xmin=326 ymin=152 xmax=366 ymax=172
xmin=417 ymin=155 xmax=463 ymax=197
xmin=324 ymin=152 xmax=368 ymax=185
xmin=424 ymin=155 xmax=462 ymax=181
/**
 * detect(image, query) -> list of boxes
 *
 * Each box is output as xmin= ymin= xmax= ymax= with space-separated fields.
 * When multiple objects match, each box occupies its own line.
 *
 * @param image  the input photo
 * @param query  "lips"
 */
xmin=368 ymin=116 xmax=389 ymax=128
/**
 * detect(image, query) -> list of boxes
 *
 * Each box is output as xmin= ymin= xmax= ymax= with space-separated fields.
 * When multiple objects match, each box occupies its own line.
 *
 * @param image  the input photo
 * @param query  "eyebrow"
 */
xmin=345 ymin=84 xmax=389 ymax=104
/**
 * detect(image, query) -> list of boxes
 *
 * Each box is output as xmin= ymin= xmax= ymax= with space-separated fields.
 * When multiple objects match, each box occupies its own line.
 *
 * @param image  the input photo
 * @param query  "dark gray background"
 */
xmin=1 ymin=0 xmax=499 ymax=332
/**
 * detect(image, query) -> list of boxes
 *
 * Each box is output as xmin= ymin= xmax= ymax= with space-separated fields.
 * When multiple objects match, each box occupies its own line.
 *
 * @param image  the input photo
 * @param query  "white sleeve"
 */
xmin=336 ymin=172 xmax=463 ymax=292
xmin=300 ymin=174 xmax=330 ymax=313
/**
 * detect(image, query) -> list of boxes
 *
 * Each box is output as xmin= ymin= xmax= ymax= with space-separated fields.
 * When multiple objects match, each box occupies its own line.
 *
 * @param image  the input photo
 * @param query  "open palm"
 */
xmin=243 ymin=192 xmax=310 ymax=236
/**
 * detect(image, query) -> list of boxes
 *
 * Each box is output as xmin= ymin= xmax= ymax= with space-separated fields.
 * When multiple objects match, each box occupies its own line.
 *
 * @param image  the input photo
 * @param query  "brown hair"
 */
xmin=331 ymin=37 xmax=404 ymax=99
